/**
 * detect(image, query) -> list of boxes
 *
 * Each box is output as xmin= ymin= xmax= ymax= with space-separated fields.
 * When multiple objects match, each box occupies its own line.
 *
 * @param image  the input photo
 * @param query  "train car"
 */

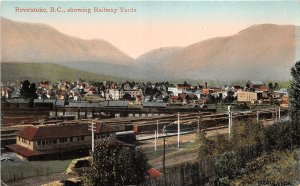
xmin=116 ymin=131 xmax=137 ymax=144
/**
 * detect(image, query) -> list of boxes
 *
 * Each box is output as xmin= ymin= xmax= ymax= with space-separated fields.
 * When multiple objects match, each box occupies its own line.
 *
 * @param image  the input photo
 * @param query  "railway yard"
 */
xmin=1 ymin=106 xmax=287 ymax=149
xmin=0 ymin=106 xmax=289 ymax=185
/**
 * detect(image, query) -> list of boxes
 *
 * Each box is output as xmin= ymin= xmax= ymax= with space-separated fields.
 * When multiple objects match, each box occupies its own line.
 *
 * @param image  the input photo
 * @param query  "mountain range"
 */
xmin=1 ymin=17 xmax=299 ymax=82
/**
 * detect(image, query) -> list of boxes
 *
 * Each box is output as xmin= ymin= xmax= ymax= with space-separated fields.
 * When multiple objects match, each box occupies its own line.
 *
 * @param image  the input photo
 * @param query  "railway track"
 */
xmin=0 ymin=108 xmax=287 ymax=146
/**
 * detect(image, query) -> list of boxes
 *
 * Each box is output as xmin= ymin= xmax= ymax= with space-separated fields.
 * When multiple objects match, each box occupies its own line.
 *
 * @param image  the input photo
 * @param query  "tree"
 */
xmin=20 ymin=80 xmax=38 ymax=99
xmin=268 ymin=82 xmax=274 ymax=91
xmin=264 ymin=121 xmax=293 ymax=151
xmin=274 ymin=82 xmax=279 ymax=90
xmin=20 ymin=80 xmax=30 ymax=98
xmin=197 ymin=132 xmax=215 ymax=160
xmin=288 ymin=61 xmax=300 ymax=146
xmin=215 ymin=151 xmax=242 ymax=180
xmin=29 ymin=83 xmax=38 ymax=99
xmin=83 ymin=139 xmax=148 ymax=186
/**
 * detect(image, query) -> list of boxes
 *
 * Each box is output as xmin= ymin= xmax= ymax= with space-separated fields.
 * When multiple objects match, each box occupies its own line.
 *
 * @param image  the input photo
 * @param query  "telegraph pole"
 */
xmin=157 ymin=120 xmax=159 ymax=133
xmin=154 ymin=130 xmax=157 ymax=151
xmin=228 ymin=106 xmax=232 ymax=135
xmin=257 ymin=110 xmax=259 ymax=123
xmin=162 ymin=126 xmax=167 ymax=186
xmin=88 ymin=120 xmax=96 ymax=152
xmin=177 ymin=112 xmax=180 ymax=148
xmin=278 ymin=106 xmax=281 ymax=121
xmin=197 ymin=115 xmax=200 ymax=133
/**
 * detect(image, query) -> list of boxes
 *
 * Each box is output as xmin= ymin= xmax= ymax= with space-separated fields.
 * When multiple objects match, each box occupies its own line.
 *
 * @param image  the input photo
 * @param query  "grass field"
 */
xmin=1 ymin=160 xmax=72 ymax=182
xmin=233 ymin=150 xmax=299 ymax=185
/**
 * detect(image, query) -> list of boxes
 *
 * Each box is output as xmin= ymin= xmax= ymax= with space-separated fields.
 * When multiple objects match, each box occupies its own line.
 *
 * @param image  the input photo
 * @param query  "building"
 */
xmin=168 ymin=87 xmax=182 ymax=96
xmin=246 ymin=80 xmax=265 ymax=89
xmin=142 ymin=102 xmax=167 ymax=108
xmin=176 ymin=82 xmax=191 ymax=90
xmin=236 ymin=91 xmax=260 ymax=103
xmin=182 ymin=89 xmax=203 ymax=99
xmin=106 ymin=89 xmax=124 ymax=100
xmin=106 ymin=89 xmax=143 ymax=100
xmin=7 ymin=122 xmax=118 ymax=160
xmin=280 ymin=95 xmax=288 ymax=108
xmin=124 ymin=89 xmax=143 ymax=99
xmin=100 ymin=100 xmax=128 ymax=108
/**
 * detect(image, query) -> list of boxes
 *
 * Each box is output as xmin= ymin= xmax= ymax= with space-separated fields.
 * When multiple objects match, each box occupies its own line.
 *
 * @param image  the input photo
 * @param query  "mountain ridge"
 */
xmin=1 ymin=17 xmax=134 ymax=65
xmin=1 ymin=17 xmax=299 ymax=81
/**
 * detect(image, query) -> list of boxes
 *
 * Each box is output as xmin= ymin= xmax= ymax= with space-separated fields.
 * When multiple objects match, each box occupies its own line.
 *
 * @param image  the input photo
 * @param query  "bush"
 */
xmin=264 ymin=121 xmax=293 ymax=151
xmin=230 ymin=121 xmax=265 ymax=150
xmin=215 ymin=151 xmax=242 ymax=180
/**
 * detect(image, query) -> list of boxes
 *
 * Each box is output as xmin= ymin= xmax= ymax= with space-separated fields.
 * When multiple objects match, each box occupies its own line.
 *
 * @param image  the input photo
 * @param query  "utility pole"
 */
xmin=162 ymin=126 xmax=167 ymax=186
xmin=197 ymin=115 xmax=200 ymax=133
xmin=154 ymin=130 xmax=157 ymax=151
xmin=177 ymin=112 xmax=180 ymax=148
xmin=257 ymin=110 xmax=259 ymax=123
xmin=228 ymin=106 xmax=232 ymax=135
xmin=278 ymin=106 xmax=281 ymax=121
xmin=157 ymin=120 xmax=159 ymax=134
xmin=88 ymin=120 xmax=96 ymax=152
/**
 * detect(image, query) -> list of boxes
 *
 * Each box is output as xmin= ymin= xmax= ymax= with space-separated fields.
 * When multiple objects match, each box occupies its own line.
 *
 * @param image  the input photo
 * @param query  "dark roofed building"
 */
xmin=7 ymin=122 xmax=119 ymax=160
xmin=68 ymin=101 xmax=99 ymax=108
xmin=34 ymin=99 xmax=56 ymax=108
xmin=142 ymin=102 xmax=167 ymax=108
xmin=7 ymin=99 xmax=30 ymax=108
xmin=246 ymin=80 xmax=265 ymax=89
xmin=100 ymin=100 xmax=128 ymax=108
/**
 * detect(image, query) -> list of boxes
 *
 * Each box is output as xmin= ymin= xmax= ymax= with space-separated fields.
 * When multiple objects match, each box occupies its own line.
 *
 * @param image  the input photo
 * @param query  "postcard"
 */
xmin=1 ymin=1 xmax=300 ymax=186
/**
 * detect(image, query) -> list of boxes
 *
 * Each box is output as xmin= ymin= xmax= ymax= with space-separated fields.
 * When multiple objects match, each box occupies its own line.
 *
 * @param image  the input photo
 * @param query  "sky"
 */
xmin=1 ymin=1 xmax=300 ymax=58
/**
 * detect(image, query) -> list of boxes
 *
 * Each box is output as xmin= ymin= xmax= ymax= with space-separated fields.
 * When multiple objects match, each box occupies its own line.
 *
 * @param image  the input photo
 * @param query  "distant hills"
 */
xmin=159 ymin=24 xmax=299 ymax=81
xmin=1 ymin=18 xmax=133 ymax=65
xmin=1 ymin=63 xmax=127 ymax=82
xmin=1 ymin=17 xmax=299 ymax=82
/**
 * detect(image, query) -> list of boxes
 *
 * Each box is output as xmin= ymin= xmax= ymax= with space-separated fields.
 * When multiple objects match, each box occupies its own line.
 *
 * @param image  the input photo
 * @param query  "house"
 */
xmin=169 ymin=96 xmax=183 ymax=104
xmin=280 ymin=95 xmax=288 ymax=108
xmin=106 ymin=88 xmax=142 ymax=100
xmin=246 ymin=81 xmax=265 ymax=90
xmin=176 ymin=82 xmax=191 ymax=90
xmin=258 ymin=86 xmax=268 ymax=92
xmin=124 ymin=89 xmax=143 ymax=99
xmin=106 ymin=89 xmax=124 ymax=100
xmin=202 ymin=87 xmax=222 ymax=95
xmin=7 ymin=122 xmax=118 ymax=160
xmin=182 ymin=89 xmax=203 ymax=99
xmin=276 ymin=88 xmax=288 ymax=96
xmin=168 ymin=87 xmax=182 ymax=96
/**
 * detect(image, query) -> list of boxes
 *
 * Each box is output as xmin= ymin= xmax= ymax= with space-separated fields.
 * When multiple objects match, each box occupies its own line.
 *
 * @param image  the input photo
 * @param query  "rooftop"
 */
xmin=17 ymin=122 xmax=118 ymax=140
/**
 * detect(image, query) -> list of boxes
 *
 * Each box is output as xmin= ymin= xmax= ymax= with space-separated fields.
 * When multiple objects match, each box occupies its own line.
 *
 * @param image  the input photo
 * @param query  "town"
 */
xmin=1 ymin=78 xmax=294 ymax=185
xmin=1 ymin=79 xmax=288 ymax=108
